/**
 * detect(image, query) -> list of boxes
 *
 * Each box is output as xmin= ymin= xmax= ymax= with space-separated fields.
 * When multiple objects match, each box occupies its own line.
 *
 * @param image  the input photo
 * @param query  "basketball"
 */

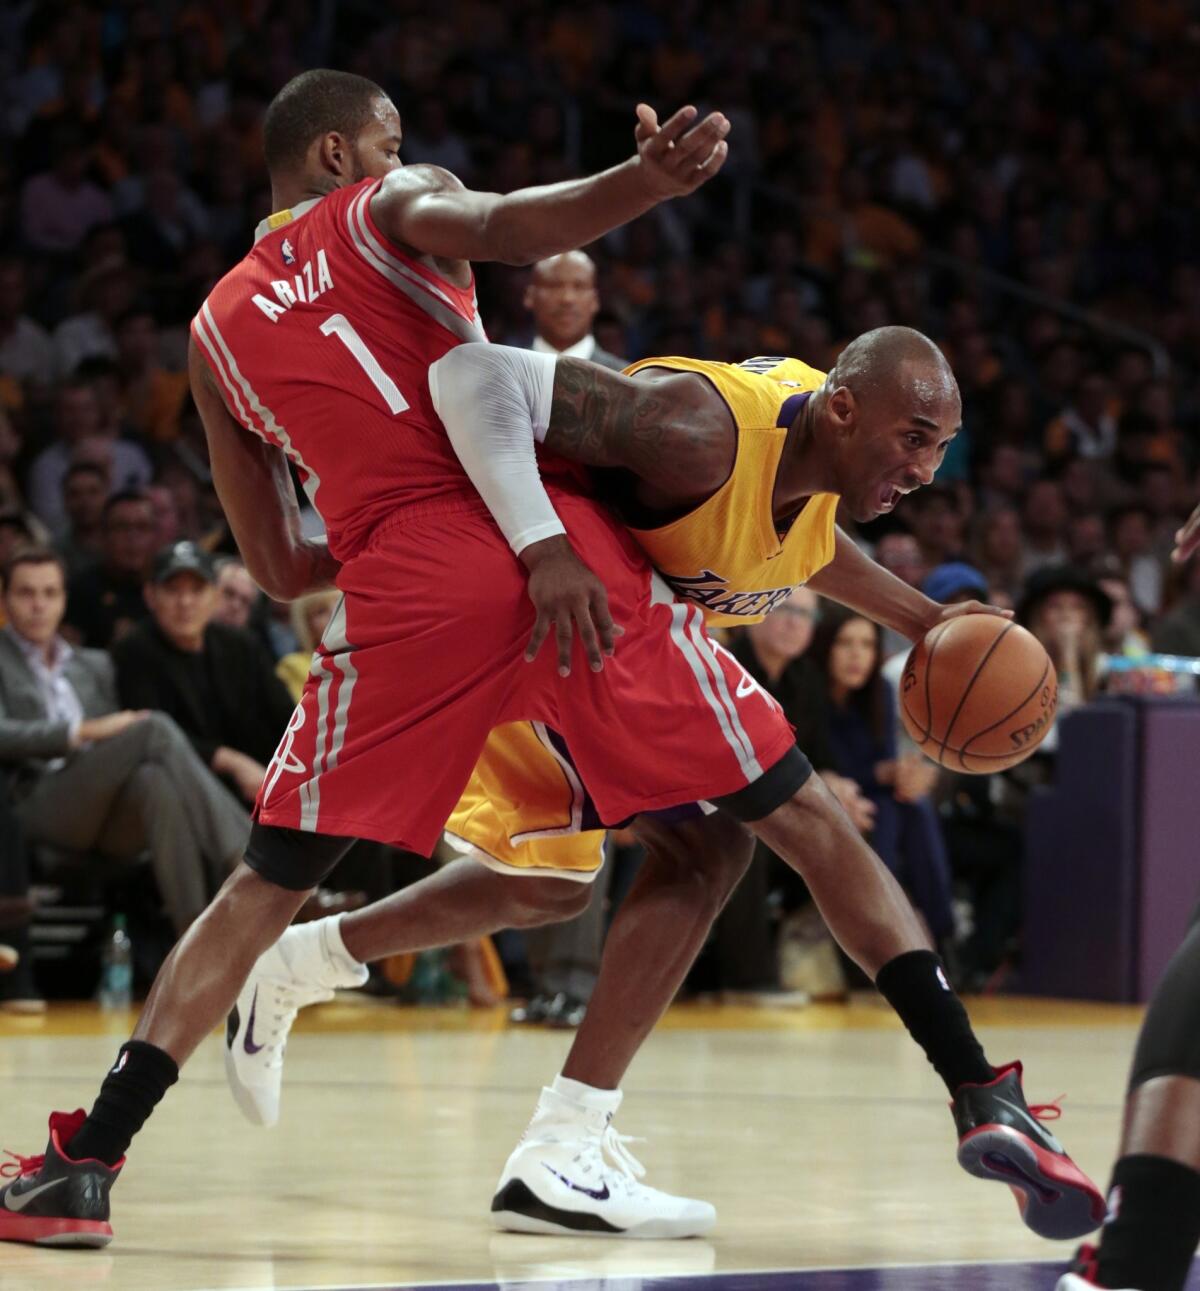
xmin=899 ymin=615 xmax=1058 ymax=773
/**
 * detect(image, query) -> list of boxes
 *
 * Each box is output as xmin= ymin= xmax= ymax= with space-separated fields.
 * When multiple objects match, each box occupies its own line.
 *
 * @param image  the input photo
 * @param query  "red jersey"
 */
xmin=192 ymin=177 xmax=493 ymax=559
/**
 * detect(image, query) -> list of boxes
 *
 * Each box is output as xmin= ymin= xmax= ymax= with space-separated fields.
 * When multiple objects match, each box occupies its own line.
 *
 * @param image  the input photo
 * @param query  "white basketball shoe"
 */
xmin=490 ymin=1080 xmax=715 ymax=1239
xmin=225 ymin=917 xmax=368 ymax=1126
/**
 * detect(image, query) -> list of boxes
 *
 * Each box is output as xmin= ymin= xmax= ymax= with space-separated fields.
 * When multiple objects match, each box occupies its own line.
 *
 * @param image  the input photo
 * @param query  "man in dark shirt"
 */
xmin=64 ymin=489 xmax=157 ymax=648
xmin=112 ymin=542 xmax=296 ymax=805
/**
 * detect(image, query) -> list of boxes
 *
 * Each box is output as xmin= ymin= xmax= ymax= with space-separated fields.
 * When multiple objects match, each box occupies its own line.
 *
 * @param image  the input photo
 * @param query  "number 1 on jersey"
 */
xmin=320 ymin=314 xmax=410 ymax=415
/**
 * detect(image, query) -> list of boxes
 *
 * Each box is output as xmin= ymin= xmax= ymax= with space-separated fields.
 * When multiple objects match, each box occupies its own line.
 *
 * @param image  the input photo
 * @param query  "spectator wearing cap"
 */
xmin=64 ymin=489 xmax=157 ymax=648
xmin=0 ymin=546 xmax=246 ymax=936
xmin=112 ymin=542 xmax=296 ymax=807
xmin=526 ymin=251 xmax=627 ymax=370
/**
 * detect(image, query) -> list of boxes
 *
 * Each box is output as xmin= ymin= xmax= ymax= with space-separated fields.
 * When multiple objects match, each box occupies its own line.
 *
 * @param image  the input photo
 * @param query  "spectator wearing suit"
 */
xmin=0 ymin=546 xmax=247 ymax=934
xmin=111 ymin=542 xmax=295 ymax=807
xmin=526 ymin=251 xmax=627 ymax=370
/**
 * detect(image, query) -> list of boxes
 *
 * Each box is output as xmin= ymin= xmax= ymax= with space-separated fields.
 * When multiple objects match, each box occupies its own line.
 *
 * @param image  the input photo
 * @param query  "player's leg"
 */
xmin=744 ymin=771 xmax=1105 ymax=1241
xmin=1060 ymin=908 xmax=1200 ymax=1291
xmin=0 ymin=825 xmax=350 ymax=1248
xmin=490 ymin=809 xmax=751 ymax=1238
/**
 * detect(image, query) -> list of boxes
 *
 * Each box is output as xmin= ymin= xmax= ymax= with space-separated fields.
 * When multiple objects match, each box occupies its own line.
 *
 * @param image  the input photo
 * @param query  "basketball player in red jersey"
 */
xmin=0 ymin=70 xmax=1094 ymax=1254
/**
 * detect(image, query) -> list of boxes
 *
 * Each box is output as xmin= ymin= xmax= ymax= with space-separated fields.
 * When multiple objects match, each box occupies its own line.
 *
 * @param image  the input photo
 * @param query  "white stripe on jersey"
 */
xmin=345 ymin=188 xmax=486 ymax=344
xmin=198 ymin=301 xmax=324 ymax=507
xmin=192 ymin=309 xmax=253 ymax=429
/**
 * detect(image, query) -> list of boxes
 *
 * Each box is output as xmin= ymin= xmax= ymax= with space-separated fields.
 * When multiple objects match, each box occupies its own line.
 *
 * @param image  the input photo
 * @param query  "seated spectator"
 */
xmin=873 ymin=527 xmax=927 ymax=659
xmin=972 ymin=506 xmax=1025 ymax=604
xmin=808 ymin=602 xmax=956 ymax=950
xmin=0 ymin=259 xmax=54 ymax=396
xmin=212 ymin=557 xmax=260 ymax=632
xmin=65 ymin=489 xmax=157 ymax=648
xmin=0 ymin=546 xmax=246 ymax=934
xmin=1066 ymin=511 xmax=1109 ymax=574
xmin=1017 ymin=566 xmax=1112 ymax=725
xmin=114 ymin=307 xmax=189 ymax=442
xmin=52 ymin=257 xmax=137 ymax=382
xmin=1111 ymin=503 xmax=1164 ymax=617
xmin=1098 ymin=574 xmax=1151 ymax=657
xmin=1021 ymin=478 xmax=1069 ymax=575
xmin=26 ymin=378 xmax=152 ymax=533
xmin=905 ymin=485 xmax=965 ymax=570
xmin=57 ymin=461 xmax=109 ymax=575
xmin=277 ymin=588 xmax=339 ymax=703
xmin=1044 ymin=371 xmax=1118 ymax=464
xmin=112 ymin=542 xmax=296 ymax=805
xmin=19 ymin=125 xmax=114 ymax=257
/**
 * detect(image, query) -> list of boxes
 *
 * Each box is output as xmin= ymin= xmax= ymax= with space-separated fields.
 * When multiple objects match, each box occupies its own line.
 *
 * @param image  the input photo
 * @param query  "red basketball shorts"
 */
xmin=254 ymin=490 xmax=798 ymax=856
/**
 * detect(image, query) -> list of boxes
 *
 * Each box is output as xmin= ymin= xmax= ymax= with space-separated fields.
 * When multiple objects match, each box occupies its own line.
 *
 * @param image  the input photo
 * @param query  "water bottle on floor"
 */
xmin=98 ymin=915 xmax=133 ymax=1010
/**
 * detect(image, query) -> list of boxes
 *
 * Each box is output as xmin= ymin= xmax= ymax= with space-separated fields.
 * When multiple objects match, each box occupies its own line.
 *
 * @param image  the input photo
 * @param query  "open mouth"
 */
xmin=876 ymin=483 xmax=902 ymax=513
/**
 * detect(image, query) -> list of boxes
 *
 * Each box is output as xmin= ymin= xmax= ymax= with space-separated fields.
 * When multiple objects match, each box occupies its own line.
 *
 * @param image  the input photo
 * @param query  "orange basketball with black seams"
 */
xmin=900 ymin=615 xmax=1058 ymax=773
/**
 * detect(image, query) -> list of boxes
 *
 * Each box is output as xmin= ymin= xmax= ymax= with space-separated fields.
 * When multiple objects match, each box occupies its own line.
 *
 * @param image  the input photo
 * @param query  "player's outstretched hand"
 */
xmin=634 ymin=103 xmax=730 ymax=198
xmin=520 ymin=535 xmax=624 ymax=676
xmin=1173 ymin=500 xmax=1200 ymax=564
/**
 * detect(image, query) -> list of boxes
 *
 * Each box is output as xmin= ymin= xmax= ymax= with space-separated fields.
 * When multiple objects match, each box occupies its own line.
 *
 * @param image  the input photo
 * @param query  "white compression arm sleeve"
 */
xmin=428 ymin=342 xmax=563 ymax=555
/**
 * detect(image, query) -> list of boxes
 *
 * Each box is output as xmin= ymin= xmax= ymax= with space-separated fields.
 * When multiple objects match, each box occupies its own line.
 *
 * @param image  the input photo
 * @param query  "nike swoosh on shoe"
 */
xmin=542 ymin=1164 xmax=610 ymax=1201
xmin=243 ymin=986 xmax=265 ymax=1055
xmin=4 ymin=1178 xmax=66 ymax=1212
xmin=994 ymin=1095 xmax=1065 ymax=1154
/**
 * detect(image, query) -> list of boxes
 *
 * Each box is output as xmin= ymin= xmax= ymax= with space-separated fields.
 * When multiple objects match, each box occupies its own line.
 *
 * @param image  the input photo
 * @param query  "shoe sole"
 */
xmin=491 ymin=1180 xmax=715 ymax=1240
xmin=958 ymin=1125 xmax=1105 ymax=1240
xmin=0 ymin=1213 xmax=113 ymax=1247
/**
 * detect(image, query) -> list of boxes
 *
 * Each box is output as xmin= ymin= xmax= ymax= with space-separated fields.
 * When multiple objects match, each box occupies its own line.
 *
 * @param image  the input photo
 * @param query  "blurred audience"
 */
xmin=65 ymin=489 xmax=156 ymax=647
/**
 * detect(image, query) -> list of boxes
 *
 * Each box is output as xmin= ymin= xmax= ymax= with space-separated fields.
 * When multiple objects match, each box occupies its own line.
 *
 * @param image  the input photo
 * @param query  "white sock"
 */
xmin=551 ymin=1073 xmax=622 ymax=1115
xmin=320 ymin=915 xmax=369 ymax=985
xmin=279 ymin=916 xmax=367 ymax=988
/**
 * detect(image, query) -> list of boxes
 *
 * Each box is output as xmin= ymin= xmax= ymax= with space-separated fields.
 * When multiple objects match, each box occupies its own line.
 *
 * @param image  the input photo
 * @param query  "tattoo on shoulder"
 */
xmin=548 ymin=359 xmax=676 ymax=476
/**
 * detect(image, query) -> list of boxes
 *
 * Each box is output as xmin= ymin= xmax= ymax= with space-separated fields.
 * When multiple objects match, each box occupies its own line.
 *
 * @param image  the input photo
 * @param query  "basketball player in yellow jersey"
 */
xmin=232 ymin=328 xmax=1102 ymax=1245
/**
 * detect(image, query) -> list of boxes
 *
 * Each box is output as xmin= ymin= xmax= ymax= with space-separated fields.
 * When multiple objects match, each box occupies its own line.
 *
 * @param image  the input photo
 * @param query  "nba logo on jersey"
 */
xmin=281 ymin=238 xmax=296 ymax=266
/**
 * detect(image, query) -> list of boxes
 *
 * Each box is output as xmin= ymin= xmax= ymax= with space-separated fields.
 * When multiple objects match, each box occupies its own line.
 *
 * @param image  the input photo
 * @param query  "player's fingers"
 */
xmin=646 ymin=104 xmax=697 ymax=152
xmin=525 ymin=609 xmax=551 ymax=663
xmin=634 ymin=102 xmax=659 ymax=143
xmin=554 ymin=612 xmax=574 ymax=677
xmin=670 ymin=112 xmax=730 ymax=167
xmin=589 ymin=587 xmax=619 ymax=657
xmin=690 ymin=139 xmax=729 ymax=181
xmin=574 ymin=602 xmax=605 ymax=674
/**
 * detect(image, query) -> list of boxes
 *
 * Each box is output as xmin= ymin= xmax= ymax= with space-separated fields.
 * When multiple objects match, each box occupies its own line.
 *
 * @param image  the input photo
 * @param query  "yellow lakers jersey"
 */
xmin=623 ymin=355 xmax=839 ymax=627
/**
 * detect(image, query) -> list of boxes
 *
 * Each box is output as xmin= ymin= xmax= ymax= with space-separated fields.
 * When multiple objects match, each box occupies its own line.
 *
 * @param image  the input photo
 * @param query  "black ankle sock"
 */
xmin=1096 ymin=1154 xmax=1200 ymax=1291
xmin=874 ymin=950 xmax=994 ymax=1094
xmin=67 ymin=1041 xmax=179 ymax=1167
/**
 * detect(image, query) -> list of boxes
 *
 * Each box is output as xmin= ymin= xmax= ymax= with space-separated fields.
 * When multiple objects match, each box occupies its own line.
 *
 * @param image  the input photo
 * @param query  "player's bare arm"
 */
xmin=187 ymin=338 xmax=341 ymax=601
xmin=372 ymin=104 xmax=729 ymax=271
xmin=806 ymin=528 xmax=1011 ymax=643
xmin=545 ymin=359 xmax=735 ymax=507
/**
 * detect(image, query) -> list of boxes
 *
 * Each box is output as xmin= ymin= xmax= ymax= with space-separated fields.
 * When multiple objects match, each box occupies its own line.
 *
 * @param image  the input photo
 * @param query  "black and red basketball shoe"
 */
xmin=0 ymin=1110 xmax=122 ymax=1247
xmin=954 ymin=1061 xmax=1106 ymax=1240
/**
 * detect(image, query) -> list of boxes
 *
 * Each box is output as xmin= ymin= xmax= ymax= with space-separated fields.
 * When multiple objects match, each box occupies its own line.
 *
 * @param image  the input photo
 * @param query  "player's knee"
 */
xmin=636 ymin=814 xmax=754 ymax=910
xmin=507 ymin=876 xmax=592 ymax=925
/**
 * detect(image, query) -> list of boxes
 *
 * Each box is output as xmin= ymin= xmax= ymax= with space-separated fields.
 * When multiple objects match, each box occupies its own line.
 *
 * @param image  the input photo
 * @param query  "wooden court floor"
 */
xmin=0 ymin=994 xmax=1177 ymax=1291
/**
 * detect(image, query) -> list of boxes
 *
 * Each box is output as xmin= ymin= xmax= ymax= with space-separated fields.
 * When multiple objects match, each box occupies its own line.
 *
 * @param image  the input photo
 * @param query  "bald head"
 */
xmin=526 ymin=252 xmax=600 ymax=351
xmin=816 ymin=327 xmax=961 ymax=524
xmin=830 ymin=326 xmax=958 ymax=408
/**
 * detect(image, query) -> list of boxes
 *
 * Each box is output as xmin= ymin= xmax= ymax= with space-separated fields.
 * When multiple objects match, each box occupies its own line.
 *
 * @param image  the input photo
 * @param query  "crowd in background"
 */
xmin=2 ymin=0 xmax=1200 ymax=1011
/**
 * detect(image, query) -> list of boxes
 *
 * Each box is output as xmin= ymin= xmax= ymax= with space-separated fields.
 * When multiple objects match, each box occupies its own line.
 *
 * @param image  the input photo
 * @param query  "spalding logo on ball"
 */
xmin=900 ymin=615 xmax=1058 ymax=773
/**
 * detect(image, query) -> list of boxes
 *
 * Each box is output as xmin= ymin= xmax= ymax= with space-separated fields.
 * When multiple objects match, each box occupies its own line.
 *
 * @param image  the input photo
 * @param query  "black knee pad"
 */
xmin=243 ymin=823 xmax=356 ymax=892
xmin=1129 ymin=903 xmax=1200 ymax=1089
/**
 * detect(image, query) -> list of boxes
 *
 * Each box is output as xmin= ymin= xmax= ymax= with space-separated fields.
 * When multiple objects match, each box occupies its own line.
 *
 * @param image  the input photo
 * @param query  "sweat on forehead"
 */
xmin=832 ymin=326 xmax=958 ymax=404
